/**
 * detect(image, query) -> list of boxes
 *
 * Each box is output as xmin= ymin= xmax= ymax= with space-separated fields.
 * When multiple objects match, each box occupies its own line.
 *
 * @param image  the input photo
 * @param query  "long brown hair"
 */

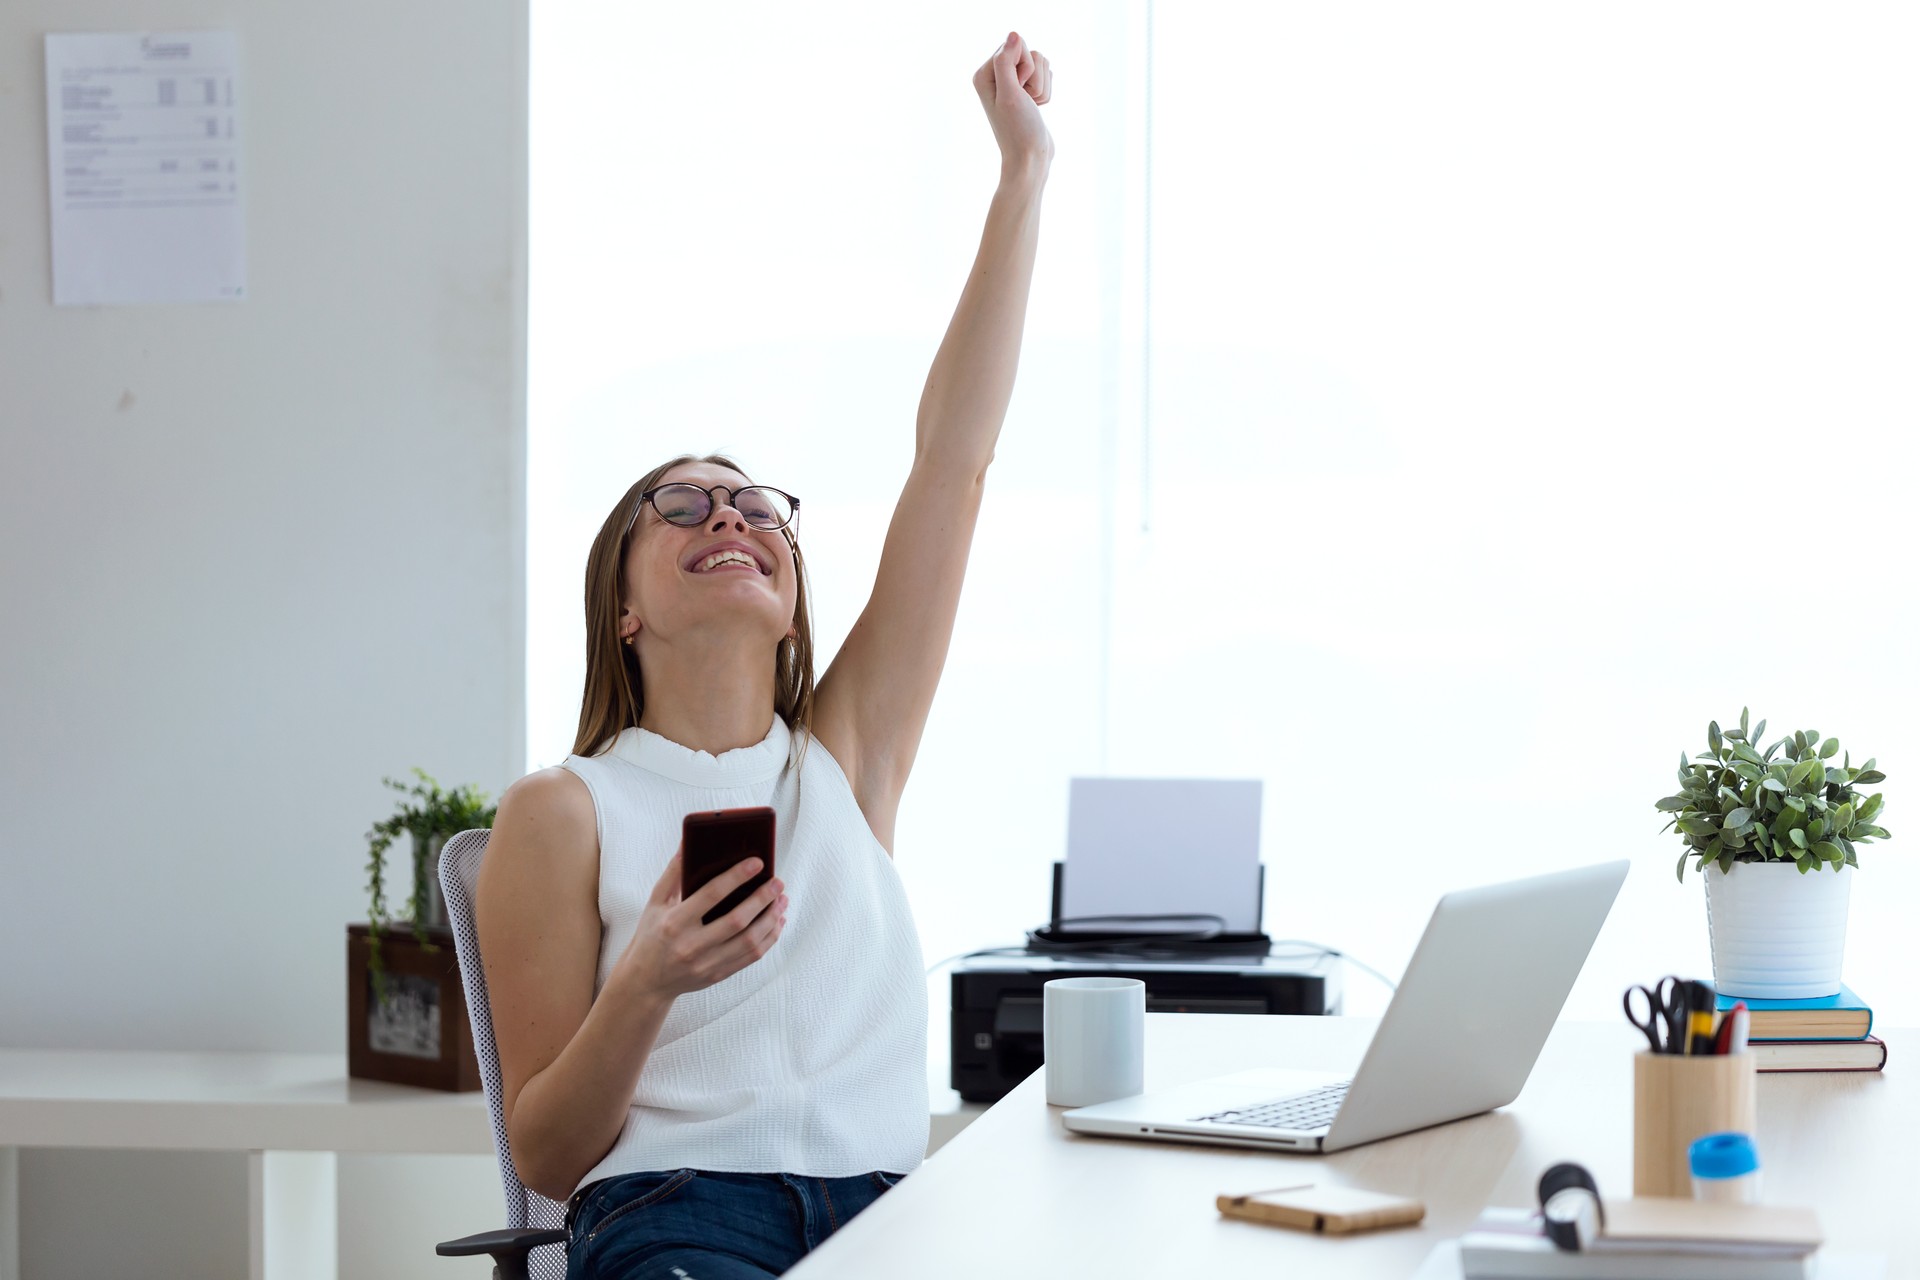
xmin=573 ymin=453 xmax=816 ymax=758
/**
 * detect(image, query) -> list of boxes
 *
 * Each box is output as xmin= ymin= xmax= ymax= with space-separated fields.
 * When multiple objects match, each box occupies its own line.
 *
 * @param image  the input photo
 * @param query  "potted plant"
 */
xmin=347 ymin=769 xmax=496 ymax=1092
xmin=1657 ymin=707 xmax=1890 ymax=999
xmin=361 ymin=768 xmax=498 ymax=1002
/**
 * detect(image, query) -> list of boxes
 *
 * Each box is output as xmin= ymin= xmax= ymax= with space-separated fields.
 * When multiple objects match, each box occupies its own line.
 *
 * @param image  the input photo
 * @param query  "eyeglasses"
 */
xmin=623 ymin=483 xmax=800 ymax=540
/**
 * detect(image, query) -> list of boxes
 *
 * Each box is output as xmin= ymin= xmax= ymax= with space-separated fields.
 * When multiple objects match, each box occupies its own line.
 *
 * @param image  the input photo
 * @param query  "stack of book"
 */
xmin=1722 ymin=984 xmax=1887 ymax=1074
xmin=1460 ymin=1201 xmax=1823 ymax=1279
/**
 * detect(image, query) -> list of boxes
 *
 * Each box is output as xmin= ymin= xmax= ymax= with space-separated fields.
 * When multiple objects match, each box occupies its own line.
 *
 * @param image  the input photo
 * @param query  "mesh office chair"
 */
xmin=432 ymin=829 xmax=570 ymax=1280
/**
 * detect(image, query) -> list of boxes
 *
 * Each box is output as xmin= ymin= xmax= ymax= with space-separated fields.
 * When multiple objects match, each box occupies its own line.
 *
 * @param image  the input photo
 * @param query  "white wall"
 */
xmin=1 ymin=0 xmax=526 ymax=1274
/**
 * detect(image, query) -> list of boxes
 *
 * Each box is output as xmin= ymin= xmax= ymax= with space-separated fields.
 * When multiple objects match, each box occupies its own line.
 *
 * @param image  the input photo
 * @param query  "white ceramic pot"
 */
xmin=1704 ymin=861 xmax=1852 ymax=999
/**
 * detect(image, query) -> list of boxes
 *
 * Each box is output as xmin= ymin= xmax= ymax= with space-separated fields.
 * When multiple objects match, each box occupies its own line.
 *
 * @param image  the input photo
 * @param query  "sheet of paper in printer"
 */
xmin=1060 ymin=778 xmax=1264 ymax=934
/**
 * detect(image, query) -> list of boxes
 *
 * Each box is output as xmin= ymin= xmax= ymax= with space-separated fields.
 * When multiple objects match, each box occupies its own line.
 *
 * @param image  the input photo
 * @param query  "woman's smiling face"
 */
xmin=620 ymin=461 xmax=798 ymax=647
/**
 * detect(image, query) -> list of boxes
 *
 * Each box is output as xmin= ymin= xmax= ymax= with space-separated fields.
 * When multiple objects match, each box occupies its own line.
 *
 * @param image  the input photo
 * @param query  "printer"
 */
xmin=949 ymin=861 xmax=1342 ymax=1103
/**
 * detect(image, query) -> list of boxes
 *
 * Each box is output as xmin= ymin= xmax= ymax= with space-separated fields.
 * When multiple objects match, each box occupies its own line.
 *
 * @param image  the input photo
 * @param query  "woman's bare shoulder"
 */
xmin=488 ymin=767 xmax=597 ymax=875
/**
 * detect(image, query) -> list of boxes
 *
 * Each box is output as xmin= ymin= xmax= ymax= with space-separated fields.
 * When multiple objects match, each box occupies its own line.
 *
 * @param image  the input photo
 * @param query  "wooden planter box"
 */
xmin=346 ymin=923 xmax=481 ymax=1092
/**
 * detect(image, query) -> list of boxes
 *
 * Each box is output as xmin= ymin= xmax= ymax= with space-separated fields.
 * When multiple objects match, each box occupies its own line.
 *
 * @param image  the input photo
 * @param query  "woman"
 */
xmin=477 ymin=32 xmax=1054 ymax=1280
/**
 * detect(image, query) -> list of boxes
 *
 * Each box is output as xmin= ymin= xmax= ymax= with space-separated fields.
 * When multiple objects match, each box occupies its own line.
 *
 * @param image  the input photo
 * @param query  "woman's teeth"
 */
xmin=696 ymin=550 xmax=759 ymax=573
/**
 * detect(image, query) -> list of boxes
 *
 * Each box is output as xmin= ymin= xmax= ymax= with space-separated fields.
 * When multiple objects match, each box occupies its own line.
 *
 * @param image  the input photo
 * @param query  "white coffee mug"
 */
xmin=1044 ymin=976 xmax=1146 ymax=1107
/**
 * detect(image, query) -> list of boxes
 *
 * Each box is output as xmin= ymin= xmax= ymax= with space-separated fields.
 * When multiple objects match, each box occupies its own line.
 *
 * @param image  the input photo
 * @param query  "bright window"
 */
xmin=531 ymin=2 xmax=1920 ymax=1067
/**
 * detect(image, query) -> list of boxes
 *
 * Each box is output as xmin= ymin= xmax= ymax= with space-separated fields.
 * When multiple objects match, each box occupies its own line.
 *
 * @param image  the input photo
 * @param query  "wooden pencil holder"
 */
xmin=1632 ymin=1050 xmax=1757 ymax=1198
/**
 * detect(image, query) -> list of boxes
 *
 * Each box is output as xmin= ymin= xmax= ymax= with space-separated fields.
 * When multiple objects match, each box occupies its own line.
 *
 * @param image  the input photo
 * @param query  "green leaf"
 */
xmin=1825 ymin=767 xmax=1848 ymax=786
xmin=1752 ymin=719 xmax=1767 ymax=745
xmin=1793 ymin=731 xmax=1808 ymax=755
xmin=1740 ymin=706 xmax=1750 ymax=737
xmin=1676 ymin=851 xmax=1690 ymax=884
xmin=1819 ymin=737 xmax=1839 ymax=759
xmin=1709 ymin=721 xmax=1723 ymax=754
xmin=1760 ymin=777 xmax=1787 ymax=792
xmin=1790 ymin=758 xmax=1821 ymax=789
xmin=1813 ymin=841 xmax=1844 ymax=865
xmin=1795 ymin=854 xmax=1813 ymax=873
xmin=1857 ymin=770 xmax=1887 ymax=784
xmin=1789 ymin=828 xmax=1808 ymax=849
xmin=1725 ymin=807 xmax=1752 ymax=828
xmin=1655 ymin=795 xmax=1689 ymax=812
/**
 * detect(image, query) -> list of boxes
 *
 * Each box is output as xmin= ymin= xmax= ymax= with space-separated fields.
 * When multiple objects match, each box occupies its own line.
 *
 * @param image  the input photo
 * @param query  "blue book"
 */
xmin=1717 ymin=984 xmax=1872 ymax=1041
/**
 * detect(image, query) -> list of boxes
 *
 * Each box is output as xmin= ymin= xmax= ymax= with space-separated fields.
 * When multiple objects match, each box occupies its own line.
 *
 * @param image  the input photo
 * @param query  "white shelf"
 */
xmin=0 ymin=1050 xmax=492 ymax=1155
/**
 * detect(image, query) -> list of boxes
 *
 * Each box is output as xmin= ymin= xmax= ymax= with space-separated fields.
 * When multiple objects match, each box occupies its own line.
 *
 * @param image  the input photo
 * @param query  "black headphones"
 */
xmin=1538 ymin=1162 xmax=1605 ymax=1251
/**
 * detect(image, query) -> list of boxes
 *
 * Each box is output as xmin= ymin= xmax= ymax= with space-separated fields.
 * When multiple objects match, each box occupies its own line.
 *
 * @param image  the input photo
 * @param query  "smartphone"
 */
xmin=1216 ymin=1184 xmax=1425 ymax=1235
xmin=681 ymin=806 xmax=776 ymax=926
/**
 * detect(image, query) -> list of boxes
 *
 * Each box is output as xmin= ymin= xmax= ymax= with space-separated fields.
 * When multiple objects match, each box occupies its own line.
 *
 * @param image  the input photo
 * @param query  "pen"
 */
xmin=1728 ymin=1002 xmax=1750 ymax=1055
xmin=1712 ymin=1008 xmax=1734 ymax=1055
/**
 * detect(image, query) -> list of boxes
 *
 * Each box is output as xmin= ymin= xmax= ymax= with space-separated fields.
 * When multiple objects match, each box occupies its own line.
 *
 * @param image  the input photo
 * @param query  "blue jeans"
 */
xmin=563 ymin=1168 xmax=905 ymax=1279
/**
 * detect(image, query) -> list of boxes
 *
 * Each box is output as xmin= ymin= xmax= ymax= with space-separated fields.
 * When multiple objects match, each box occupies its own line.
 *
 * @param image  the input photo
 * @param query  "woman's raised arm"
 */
xmin=812 ymin=32 xmax=1053 ymax=851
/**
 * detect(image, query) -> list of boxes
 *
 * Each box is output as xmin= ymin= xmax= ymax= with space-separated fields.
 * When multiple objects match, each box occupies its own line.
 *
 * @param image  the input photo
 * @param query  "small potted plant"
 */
xmin=347 ymin=769 xmax=496 ymax=1092
xmin=361 ymin=768 xmax=498 ymax=1002
xmin=1657 ymin=708 xmax=1890 ymax=999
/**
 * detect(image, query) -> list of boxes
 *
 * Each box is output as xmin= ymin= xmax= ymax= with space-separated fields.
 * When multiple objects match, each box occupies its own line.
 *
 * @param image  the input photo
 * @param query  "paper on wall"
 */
xmin=45 ymin=31 xmax=246 ymax=306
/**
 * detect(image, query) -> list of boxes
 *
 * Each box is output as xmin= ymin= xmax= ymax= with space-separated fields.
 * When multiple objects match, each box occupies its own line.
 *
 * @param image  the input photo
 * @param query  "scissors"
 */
xmin=1622 ymin=975 xmax=1685 ymax=1054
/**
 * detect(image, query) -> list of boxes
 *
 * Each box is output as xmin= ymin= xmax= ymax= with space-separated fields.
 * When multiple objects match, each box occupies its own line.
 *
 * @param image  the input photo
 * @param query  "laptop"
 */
xmin=1061 ymin=860 xmax=1629 ymax=1153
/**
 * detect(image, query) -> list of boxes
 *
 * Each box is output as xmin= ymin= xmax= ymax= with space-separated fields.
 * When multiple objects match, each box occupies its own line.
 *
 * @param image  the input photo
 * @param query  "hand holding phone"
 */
xmin=616 ymin=809 xmax=787 ymax=1001
xmin=682 ymin=806 xmax=777 ymax=926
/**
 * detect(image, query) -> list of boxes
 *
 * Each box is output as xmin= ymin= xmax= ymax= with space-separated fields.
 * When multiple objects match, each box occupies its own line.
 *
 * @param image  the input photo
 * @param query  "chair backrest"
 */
xmin=440 ymin=828 xmax=569 ymax=1280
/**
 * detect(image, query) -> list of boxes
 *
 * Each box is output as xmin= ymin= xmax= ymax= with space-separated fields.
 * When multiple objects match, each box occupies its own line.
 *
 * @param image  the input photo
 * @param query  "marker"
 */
xmin=1728 ymin=1002 xmax=1750 ymax=1055
xmin=1685 ymin=981 xmax=1717 ymax=1056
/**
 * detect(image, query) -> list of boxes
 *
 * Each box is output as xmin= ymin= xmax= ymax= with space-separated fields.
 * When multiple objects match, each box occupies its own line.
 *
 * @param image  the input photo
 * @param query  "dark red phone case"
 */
xmin=682 ymin=806 xmax=776 ymax=926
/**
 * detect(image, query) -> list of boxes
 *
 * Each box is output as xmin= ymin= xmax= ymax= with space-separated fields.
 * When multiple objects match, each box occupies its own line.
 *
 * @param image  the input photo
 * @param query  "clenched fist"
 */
xmin=974 ymin=31 xmax=1053 ymax=177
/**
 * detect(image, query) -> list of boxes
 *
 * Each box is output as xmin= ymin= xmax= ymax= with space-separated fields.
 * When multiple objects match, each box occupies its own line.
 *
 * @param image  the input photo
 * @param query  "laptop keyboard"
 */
xmin=1191 ymin=1080 xmax=1350 ymax=1131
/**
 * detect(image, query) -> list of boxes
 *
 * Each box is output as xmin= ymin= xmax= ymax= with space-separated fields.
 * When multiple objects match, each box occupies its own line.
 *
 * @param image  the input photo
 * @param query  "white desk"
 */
xmin=0 ymin=1048 xmax=981 ymax=1280
xmin=0 ymin=1050 xmax=493 ymax=1280
xmin=788 ymin=1014 xmax=1913 ymax=1280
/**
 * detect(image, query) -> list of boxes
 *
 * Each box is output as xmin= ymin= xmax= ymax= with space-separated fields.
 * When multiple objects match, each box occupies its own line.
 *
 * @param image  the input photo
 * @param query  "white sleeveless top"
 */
xmin=559 ymin=715 xmax=928 ymax=1189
